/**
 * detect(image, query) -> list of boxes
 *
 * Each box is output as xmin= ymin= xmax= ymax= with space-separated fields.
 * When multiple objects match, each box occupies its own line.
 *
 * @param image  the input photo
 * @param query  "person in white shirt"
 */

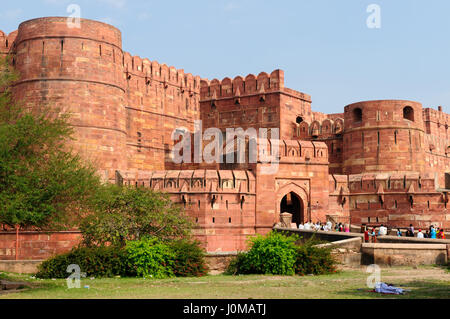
xmin=417 ymin=229 xmax=424 ymax=239
xmin=379 ymin=224 xmax=388 ymax=236
xmin=326 ymin=221 xmax=332 ymax=231
xmin=304 ymin=222 xmax=311 ymax=230
xmin=298 ymin=224 xmax=304 ymax=230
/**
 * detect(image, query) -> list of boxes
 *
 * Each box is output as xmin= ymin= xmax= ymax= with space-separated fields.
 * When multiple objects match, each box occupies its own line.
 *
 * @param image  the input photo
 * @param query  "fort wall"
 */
xmin=1 ymin=17 xmax=450 ymax=257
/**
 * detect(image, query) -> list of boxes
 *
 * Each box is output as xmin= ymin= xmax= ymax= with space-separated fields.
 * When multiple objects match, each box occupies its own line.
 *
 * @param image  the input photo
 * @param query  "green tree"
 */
xmin=80 ymin=184 xmax=193 ymax=247
xmin=0 ymin=57 xmax=101 ymax=230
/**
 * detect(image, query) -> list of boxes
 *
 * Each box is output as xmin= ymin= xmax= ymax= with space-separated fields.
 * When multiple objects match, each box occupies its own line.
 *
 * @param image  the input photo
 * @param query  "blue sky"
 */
xmin=1 ymin=0 xmax=449 ymax=114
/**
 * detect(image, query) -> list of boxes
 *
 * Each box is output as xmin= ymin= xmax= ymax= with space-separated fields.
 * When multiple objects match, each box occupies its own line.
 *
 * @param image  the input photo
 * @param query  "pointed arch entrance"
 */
xmin=280 ymin=192 xmax=304 ymax=227
xmin=276 ymin=182 xmax=309 ymax=228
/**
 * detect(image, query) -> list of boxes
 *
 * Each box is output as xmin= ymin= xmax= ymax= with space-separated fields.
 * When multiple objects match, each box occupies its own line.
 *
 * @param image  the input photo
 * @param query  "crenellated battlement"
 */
xmin=347 ymin=172 xmax=437 ymax=193
xmin=116 ymin=169 xmax=256 ymax=194
xmin=295 ymin=117 xmax=345 ymax=139
xmin=200 ymin=70 xmax=290 ymax=100
xmin=123 ymin=52 xmax=203 ymax=94
xmin=0 ymin=30 xmax=17 ymax=55
xmin=423 ymin=107 xmax=450 ymax=125
xmin=276 ymin=139 xmax=328 ymax=163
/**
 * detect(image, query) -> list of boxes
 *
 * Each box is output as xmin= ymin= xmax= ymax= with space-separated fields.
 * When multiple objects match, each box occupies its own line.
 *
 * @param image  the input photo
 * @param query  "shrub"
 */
xmin=295 ymin=240 xmax=337 ymax=276
xmin=80 ymin=184 xmax=193 ymax=247
xmin=36 ymin=246 xmax=131 ymax=279
xmin=169 ymin=239 xmax=208 ymax=277
xmin=226 ymin=232 xmax=338 ymax=276
xmin=125 ymin=237 xmax=175 ymax=278
xmin=227 ymin=232 xmax=299 ymax=276
xmin=225 ymin=252 xmax=249 ymax=275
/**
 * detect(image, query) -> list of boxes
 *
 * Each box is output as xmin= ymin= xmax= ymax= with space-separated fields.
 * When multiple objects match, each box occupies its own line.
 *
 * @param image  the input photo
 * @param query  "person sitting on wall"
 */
xmin=379 ymin=224 xmax=387 ymax=236
xmin=326 ymin=221 xmax=332 ymax=231
xmin=345 ymin=224 xmax=350 ymax=233
xmin=364 ymin=229 xmax=370 ymax=243
xmin=424 ymin=230 xmax=430 ymax=238
xmin=437 ymin=228 xmax=445 ymax=239
xmin=304 ymin=221 xmax=311 ymax=230
xmin=298 ymin=223 xmax=304 ymax=230
xmin=408 ymin=224 xmax=415 ymax=237
xmin=430 ymin=226 xmax=437 ymax=239
xmin=369 ymin=228 xmax=377 ymax=243
xmin=417 ymin=229 xmax=424 ymax=239
xmin=397 ymin=229 xmax=402 ymax=237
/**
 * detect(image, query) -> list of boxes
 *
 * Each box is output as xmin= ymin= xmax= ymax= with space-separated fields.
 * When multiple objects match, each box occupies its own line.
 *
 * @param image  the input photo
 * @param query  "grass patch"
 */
xmin=0 ymin=266 xmax=448 ymax=299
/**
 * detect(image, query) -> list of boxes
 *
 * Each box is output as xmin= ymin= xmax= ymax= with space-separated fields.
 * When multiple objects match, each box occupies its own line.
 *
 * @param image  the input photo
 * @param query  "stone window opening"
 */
xmin=353 ymin=108 xmax=362 ymax=123
xmin=403 ymin=106 xmax=414 ymax=121
xmin=296 ymin=116 xmax=304 ymax=124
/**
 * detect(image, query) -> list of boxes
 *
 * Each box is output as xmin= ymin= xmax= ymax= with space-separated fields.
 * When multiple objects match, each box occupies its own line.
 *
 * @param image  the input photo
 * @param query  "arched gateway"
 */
xmin=280 ymin=192 xmax=305 ymax=226
xmin=276 ymin=183 xmax=309 ymax=227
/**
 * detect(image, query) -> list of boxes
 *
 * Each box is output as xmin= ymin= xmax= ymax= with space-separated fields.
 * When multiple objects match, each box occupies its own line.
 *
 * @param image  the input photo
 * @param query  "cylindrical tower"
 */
xmin=342 ymin=100 xmax=426 ymax=175
xmin=12 ymin=17 xmax=127 ymax=180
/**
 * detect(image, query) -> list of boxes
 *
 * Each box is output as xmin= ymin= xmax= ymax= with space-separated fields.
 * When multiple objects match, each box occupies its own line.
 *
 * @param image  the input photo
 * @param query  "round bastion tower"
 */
xmin=342 ymin=100 xmax=426 ymax=175
xmin=12 ymin=17 xmax=127 ymax=181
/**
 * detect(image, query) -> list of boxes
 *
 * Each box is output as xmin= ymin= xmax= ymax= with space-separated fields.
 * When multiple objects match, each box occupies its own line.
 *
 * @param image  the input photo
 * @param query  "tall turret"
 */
xmin=343 ymin=100 xmax=426 ymax=175
xmin=12 ymin=17 xmax=127 ymax=180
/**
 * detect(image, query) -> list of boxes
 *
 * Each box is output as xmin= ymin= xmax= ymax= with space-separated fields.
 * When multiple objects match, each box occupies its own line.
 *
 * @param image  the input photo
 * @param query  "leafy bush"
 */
xmin=226 ymin=232 xmax=338 ymax=276
xmin=169 ymin=239 xmax=208 ymax=277
xmin=227 ymin=232 xmax=298 ymax=276
xmin=36 ymin=246 xmax=131 ymax=279
xmin=295 ymin=240 xmax=337 ymax=276
xmin=225 ymin=252 xmax=249 ymax=275
xmin=80 ymin=184 xmax=193 ymax=247
xmin=125 ymin=237 xmax=175 ymax=278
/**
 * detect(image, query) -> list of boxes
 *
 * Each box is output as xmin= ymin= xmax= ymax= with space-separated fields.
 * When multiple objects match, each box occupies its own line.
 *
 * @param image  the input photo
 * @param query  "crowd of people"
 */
xmin=298 ymin=221 xmax=350 ymax=233
xmin=297 ymin=220 xmax=447 ymax=243
xmin=363 ymin=223 xmax=447 ymax=243
xmin=398 ymin=224 xmax=446 ymax=239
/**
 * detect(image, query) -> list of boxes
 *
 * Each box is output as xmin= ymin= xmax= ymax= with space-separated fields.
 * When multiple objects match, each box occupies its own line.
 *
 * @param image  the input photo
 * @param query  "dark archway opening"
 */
xmin=280 ymin=192 xmax=304 ymax=227
xmin=353 ymin=108 xmax=362 ymax=122
xmin=403 ymin=106 xmax=414 ymax=122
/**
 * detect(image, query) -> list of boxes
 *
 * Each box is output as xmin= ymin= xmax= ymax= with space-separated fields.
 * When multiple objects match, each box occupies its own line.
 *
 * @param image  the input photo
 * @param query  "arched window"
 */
xmin=296 ymin=116 xmax=304 ymax=124
xmin=403 ymin=106 xmax=414 ymax=121
xmin=353 ymin=108 xmax=362 ymax=122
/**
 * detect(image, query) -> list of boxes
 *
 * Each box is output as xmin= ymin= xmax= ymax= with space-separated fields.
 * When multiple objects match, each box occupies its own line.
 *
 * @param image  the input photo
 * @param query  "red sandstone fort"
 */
xmin=1 ymin=17 xmax=450 ymax=258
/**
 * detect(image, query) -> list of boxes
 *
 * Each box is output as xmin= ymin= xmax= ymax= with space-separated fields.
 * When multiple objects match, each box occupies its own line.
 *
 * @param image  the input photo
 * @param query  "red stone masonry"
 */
xmin=0 ymin=17 xmax=449 ymax=258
